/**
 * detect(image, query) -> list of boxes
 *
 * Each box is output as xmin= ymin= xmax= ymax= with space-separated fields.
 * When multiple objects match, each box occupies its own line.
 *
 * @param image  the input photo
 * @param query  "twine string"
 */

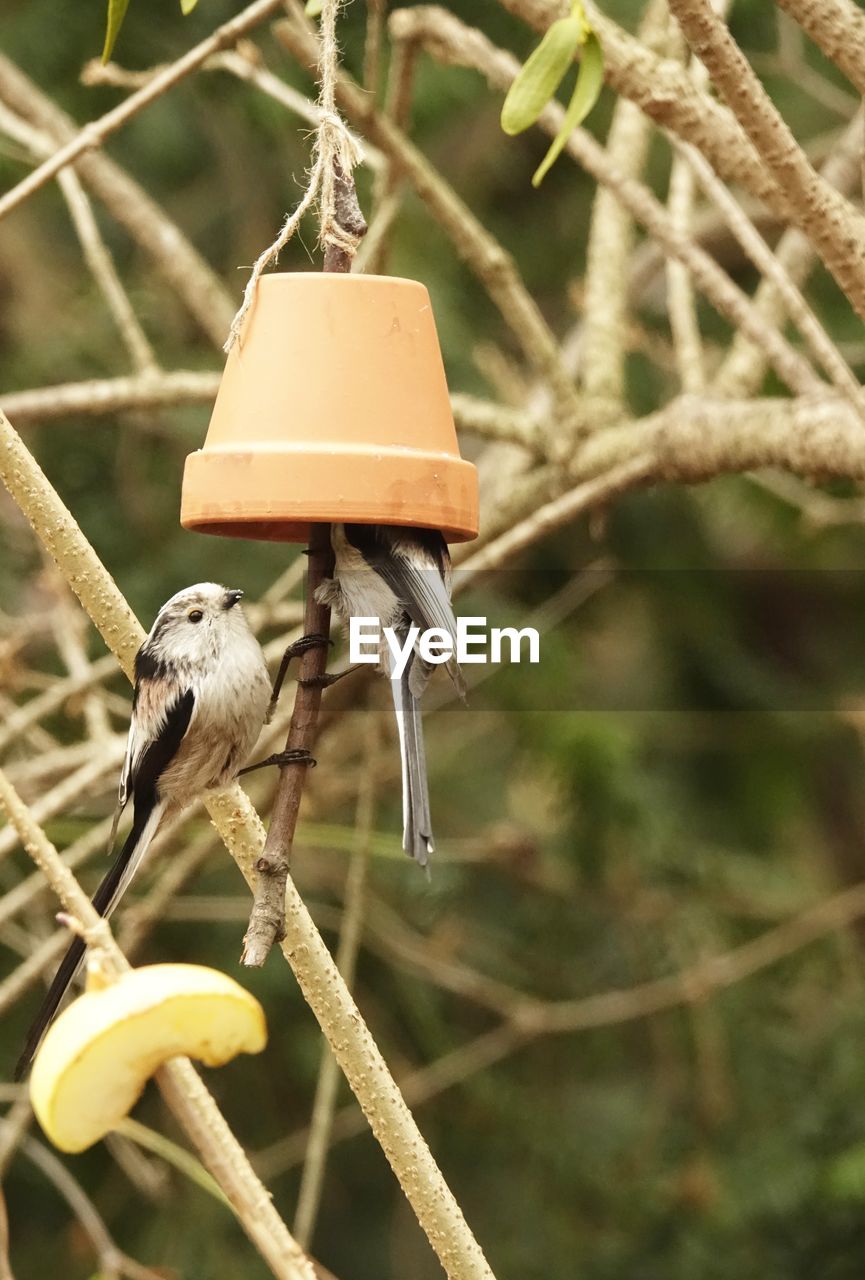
xmin=225 ymin=0 xmax=361 ymax=351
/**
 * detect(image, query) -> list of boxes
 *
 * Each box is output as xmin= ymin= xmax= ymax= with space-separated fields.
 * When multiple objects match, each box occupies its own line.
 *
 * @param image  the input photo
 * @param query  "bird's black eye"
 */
xmin=188 ymin=609 xmax=204 ymax=623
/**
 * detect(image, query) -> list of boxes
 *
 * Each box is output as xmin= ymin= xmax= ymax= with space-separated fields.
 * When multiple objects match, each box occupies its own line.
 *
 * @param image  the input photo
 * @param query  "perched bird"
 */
xmin=16 ymin=583 xmax=271 ymax=1077
xmin=317 ymin=523 xmax=464 ymax=868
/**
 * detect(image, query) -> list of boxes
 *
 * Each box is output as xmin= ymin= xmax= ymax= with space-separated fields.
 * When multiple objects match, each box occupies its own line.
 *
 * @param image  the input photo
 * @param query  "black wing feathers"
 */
xmin=132 ymin=687 xmax=195 ymax=808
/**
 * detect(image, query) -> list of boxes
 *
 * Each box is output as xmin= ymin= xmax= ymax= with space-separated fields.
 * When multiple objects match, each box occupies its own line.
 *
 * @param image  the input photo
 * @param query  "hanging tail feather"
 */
xmin=14 ymin=797 xmax=166 ymax=1079
xmin=390 ymin=665 xmax=434 ymax=868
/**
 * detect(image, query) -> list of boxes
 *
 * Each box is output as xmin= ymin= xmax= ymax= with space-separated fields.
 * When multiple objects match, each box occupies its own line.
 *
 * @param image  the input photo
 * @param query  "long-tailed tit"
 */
xmin=317 ymin=523 xmax=464 ymax=868
xmin=16 ymin=583 xmax=272 ymax=1077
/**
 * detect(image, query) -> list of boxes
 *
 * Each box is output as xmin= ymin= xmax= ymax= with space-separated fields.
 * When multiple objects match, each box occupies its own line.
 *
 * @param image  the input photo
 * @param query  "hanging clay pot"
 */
xmin=180 ymin=273 xmax=479 ymax=543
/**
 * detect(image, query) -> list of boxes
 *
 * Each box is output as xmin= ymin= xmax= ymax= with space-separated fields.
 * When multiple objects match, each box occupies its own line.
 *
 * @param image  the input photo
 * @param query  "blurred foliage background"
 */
xmin=3 ymin=0 xmax=865 ymax=1277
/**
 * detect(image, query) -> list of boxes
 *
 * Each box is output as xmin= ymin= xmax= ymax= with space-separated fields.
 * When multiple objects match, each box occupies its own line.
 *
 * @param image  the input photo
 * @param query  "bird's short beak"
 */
xmin=224 ymin=589 xmax=244 ymax=609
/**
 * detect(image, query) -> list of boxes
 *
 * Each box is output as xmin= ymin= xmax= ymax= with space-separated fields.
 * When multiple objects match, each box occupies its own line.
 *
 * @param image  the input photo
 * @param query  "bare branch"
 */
xmin=713 ymin=108 xmax=864 ymax=397
xmin=667 ymin=0 xmax=865 ymax=320
xmin=0 ymin=54 xmax=235 ymax=345
xmin=241 ymin=524 xmax=333 ymax=967
xmin=386 ymin=6 xmax=821 ymax=398
xmin=774 ymin=0 xmax=865 ymax=95
xmin=495 ymin=0 xmax=789 ymax=216
xmin=581 ymin=0 xmax=671 ymax=416
xmin=0 ymin=0 xmax=287 ymax=222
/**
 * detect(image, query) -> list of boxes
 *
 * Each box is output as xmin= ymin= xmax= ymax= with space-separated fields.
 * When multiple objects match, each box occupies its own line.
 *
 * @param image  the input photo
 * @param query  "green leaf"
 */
xmin=180 ymin=0 xmax=199 ymax=13
xmin=102 ymin=0 xmax=131 ymax=63
xmin=500 ymin=17 xmax=584 ymax=137
xmin=305 ymin=0 xmax=323 ymax=15
xmin=532 ymin=31 xmax=604 ymax=187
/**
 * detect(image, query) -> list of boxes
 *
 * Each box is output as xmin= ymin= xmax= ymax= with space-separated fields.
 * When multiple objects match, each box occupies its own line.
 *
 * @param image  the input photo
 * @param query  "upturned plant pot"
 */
xmin=180 ymin=273 xmax=479 ymax=543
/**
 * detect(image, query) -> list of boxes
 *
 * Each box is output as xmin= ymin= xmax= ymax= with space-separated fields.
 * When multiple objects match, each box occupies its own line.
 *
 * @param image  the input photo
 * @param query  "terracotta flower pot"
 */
xmin=180 ymin=273 xmax=479 ymax=543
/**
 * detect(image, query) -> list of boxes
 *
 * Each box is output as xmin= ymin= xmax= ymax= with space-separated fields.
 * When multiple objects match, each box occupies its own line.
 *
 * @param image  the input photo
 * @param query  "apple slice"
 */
xmin=30 ymin=963 xmax=267 ymax=1153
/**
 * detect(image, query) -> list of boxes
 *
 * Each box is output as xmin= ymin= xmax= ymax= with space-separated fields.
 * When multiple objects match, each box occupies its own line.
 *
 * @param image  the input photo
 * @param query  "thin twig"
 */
xmin=45 ymin=567 xmax=113 ymax=743
xmin=0 ymin=655 xmax=118 ymax=756
xmin=0 ymin=0 xmax=287 ymax=223
xmin=3 ymin=1124 xmax=163 ymax=1280
xmin=0 ymin=104 xmax=156 ymax=377
xmin=458 ymin=457 xmax=653 ymax=579
xmin=581 ymin=0 xmax=670 ymax=419
xmin=713 ymin=108 xmax=864 ymax=397
xmin=497 ymin=0 xmax=788 ymax=216
xmin=386 ymin=6 xmax=820 ymax=398
xmin=0 ymin=744 xmax=124 ymax=863
xmin=242 ymin=522 xmax=334 ymax=966
xmin=0 ymin=53 xmax=234 ymax=345
xmin=360 ymin=24 xmax=416 ymax=275
xmin=665 ymin=17 xmax=713 ymax=393
xmin=56 ymin=169 xmax=159 ymax=376
xmin=677 ymin=137 xmax=865 ymax=422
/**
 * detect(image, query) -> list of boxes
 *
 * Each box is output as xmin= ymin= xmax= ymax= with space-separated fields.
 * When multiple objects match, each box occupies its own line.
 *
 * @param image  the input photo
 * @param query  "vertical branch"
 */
xmin=359 ymin=17 xmax=416 ymax=275
xmin=581 ymin=0 xmax=670 ymax=419
xmin=363 ymin=0 xmax=387 ymax=97
xmin=665 ymin=11 xmax=719 ymax=394
xmin=666 ymin=154 xmax=705 ymax=392
xmin=241 ymin=522 xmax=334 ymax=966
xmin=321 ymin=163 xmax=368 ymax=272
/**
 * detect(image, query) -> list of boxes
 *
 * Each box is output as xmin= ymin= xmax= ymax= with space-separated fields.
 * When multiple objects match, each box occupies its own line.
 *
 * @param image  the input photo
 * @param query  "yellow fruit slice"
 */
xmin=30 ymin=963 xmax=267 ymax=1153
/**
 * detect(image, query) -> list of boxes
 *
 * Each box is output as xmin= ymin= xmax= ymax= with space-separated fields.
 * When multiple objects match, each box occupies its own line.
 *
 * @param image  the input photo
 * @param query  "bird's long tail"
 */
xmin=14 ymin=798 xmax=165 ymax=1079
xmin=390 ymin=663 xmax=434 ymax=867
